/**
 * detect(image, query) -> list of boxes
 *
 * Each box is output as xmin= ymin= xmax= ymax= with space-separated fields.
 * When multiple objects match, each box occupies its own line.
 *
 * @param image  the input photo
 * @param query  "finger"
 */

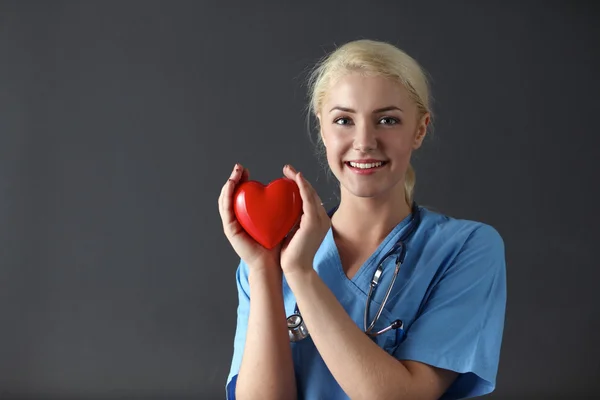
xmin=220 ymin=164 xmax=244 ymax=229
xmin=281 ymin=220 xmax=300 ymax=249
xmin=295 ymin=172 xmax=318 ymax=217
xmin=288 ymin=221 xmax=301 ymax=237
xmin=283 ymin=164 xmax=298 ymax=180
xmin=299 ymin=174 xmax=328 ymax=223
xmin=305 ymin=180 xmax=327 ymax=219
xmin=303 ymin=175 xmax=322 ymax=207
xmin=219 ymin=164 xmax=240 ymax=211
xmin=231 ymin=163 xmax=244 ymax=183
xmin=218 ymin=180 xmax=236 ymax=228
xmin=221 ymin=183 xmax=250 ymax=240
xmin=218 ymin=164 xmax=236 ymax=212
xmin=295 ymin=170 xmax=321 ymax=207
xmin=311 ymin=188 xmax=325 ymax=212
xmin=241 ymin=167 xmax=250 ymax=183
xmin=230 ymin=165 xmax=250 ymax=217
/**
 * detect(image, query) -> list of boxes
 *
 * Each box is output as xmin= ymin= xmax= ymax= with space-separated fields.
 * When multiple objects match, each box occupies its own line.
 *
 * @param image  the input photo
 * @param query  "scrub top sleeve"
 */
xmin=395 ymin=224 xmax=507 ymax=400
xmin=225 ymin=259 xmax=250 ymax=400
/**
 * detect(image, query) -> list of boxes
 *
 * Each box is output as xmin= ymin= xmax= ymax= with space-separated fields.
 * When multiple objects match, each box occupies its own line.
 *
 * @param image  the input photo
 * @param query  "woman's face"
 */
xmin=317 ymin=72 xmax=428 ymax=200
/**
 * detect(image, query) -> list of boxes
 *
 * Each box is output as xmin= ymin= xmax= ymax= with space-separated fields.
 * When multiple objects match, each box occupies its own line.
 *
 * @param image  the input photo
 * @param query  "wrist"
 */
xmin=248 ymin=263 xmax=282 ymax=282
xmin=283 ymin=265 xmax=316 ymax=287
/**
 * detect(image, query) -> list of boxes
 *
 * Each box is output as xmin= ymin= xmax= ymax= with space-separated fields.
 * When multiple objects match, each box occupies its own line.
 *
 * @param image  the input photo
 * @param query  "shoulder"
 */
xmin=419 ymin=205 xmax=504 ymax=247
xmin=417 ymin=205 xmax=506 ymax=273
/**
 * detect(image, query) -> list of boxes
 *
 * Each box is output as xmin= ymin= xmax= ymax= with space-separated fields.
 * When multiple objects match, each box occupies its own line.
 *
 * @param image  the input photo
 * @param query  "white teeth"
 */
xmin=349 ymin=161 xmax=383 ymax=169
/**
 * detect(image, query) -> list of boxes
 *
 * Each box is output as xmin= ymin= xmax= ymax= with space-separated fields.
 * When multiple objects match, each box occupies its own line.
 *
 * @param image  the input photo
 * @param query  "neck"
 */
xmin=331 ymin=185 xmax=412 ymax=245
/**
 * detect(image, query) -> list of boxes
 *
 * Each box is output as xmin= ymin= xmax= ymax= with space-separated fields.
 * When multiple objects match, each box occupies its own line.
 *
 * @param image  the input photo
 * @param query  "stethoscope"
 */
xmin=287 ymin=201 xmax=421 ymax=342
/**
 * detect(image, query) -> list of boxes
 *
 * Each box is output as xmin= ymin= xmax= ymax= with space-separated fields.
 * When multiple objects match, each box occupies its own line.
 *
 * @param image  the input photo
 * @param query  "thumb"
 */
xmin=282 ymin=220 xmax=301 ymax=249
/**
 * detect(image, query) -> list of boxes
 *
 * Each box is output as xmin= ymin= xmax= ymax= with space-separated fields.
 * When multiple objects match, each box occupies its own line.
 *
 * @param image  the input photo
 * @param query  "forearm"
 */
xmin=236 ymin=266 xmax=297 ymax=400
xmin=284 ymin=268 xmax=412 ymax=400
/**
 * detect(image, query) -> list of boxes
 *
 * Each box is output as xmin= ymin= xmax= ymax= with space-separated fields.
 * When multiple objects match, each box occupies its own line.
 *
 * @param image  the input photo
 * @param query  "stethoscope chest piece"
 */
xmin=287 ymin=313 xmax=309 ymax=342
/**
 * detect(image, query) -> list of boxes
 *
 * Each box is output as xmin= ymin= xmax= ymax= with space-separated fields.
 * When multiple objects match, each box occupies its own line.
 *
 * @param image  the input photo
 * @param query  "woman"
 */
xmin=218 ymin=39 xmax=507 ymax=400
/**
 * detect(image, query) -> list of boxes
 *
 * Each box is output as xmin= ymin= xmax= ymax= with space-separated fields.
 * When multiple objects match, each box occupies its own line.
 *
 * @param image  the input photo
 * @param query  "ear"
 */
xmin=412 ymin=113 xmax=429 ymax=150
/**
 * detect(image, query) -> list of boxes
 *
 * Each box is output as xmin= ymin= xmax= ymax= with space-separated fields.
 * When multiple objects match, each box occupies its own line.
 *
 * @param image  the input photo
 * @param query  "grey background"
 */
xmin=1 ymin=0 xmax=599 ymax=399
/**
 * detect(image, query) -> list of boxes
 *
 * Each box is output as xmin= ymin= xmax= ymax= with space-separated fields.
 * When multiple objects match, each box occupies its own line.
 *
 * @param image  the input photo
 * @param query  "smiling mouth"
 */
xmin=345 ymin=161 xmax=388 ymax=170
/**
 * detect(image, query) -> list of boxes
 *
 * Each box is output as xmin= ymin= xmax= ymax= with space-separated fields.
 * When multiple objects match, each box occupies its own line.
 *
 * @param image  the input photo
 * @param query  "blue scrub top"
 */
xmin=226 ymin=205 xmax=507 ymax=400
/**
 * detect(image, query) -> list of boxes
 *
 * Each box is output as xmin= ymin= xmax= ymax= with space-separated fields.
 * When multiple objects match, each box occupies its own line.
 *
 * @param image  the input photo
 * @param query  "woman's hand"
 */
xmin=218 ymin=164 xmax=281 ymax=271
xmin=280 ymin=165 xmax=331 ymax=276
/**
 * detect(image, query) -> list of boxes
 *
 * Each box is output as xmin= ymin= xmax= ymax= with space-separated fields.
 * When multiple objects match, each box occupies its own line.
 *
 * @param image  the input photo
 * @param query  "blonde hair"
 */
xmin=305 ymin=39 xmax=433 ymax=206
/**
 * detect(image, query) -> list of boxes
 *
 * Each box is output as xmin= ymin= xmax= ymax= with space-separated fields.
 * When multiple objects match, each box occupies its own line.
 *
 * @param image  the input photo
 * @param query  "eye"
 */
xmin=334 ymin=117 xmax=352 ymax=126
xmin=380 ymin=117 xmax=400 ymax=125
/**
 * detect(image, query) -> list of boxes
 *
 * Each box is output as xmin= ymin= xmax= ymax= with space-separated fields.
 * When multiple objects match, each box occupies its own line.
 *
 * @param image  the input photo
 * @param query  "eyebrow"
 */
xmin=329 ymin=106 xmax=403 ymax=113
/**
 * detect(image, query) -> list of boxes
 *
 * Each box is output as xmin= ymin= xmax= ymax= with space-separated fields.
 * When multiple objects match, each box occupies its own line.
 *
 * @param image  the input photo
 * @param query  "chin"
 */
xmin=343 ymin=182 xmax=390 ymax=199
xmin=341 ymin=175 xmax=405 ymax=200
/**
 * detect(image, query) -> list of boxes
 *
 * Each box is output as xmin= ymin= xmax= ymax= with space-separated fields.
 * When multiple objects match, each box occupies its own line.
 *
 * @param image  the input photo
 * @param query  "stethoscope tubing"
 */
xmin=287 ymin=202 xmax=421 ymax=342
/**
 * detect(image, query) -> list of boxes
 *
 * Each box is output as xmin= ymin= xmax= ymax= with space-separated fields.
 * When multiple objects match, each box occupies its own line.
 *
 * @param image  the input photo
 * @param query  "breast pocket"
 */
xmin=368 ymin=308 xmax=407 ymax=355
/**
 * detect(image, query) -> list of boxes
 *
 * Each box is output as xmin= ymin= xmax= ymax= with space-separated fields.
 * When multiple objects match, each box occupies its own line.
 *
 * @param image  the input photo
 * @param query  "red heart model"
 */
xmin=233 ymin=178 xmax=303 ymax=249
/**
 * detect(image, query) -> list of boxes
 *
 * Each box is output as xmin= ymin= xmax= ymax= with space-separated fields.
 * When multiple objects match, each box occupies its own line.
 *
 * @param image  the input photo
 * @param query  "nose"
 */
xmin=353 ymin=122 xmax=378 ymax=152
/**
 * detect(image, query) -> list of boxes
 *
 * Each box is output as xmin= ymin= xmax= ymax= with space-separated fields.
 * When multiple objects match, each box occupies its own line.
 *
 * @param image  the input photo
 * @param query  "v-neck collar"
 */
xmin=320 ymin=209 xmax=416 ymax=297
